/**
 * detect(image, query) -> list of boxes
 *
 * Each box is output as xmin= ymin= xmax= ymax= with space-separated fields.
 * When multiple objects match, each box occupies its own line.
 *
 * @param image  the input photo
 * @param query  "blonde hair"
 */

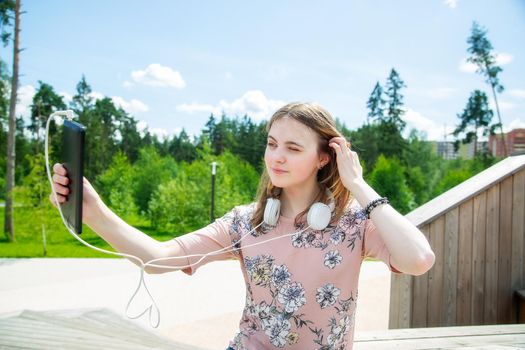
xmin=251 ymin=102 xmax=353 ymax=231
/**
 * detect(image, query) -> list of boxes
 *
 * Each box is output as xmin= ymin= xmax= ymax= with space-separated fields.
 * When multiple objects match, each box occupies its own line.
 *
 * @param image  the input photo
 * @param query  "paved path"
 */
xmin=0 ymin=258 xmax=390 ymax=349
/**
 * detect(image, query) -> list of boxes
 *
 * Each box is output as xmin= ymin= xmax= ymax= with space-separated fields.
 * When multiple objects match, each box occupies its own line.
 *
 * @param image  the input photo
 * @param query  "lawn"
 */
xmin=0 ymin=202 xmax=179 ymax=258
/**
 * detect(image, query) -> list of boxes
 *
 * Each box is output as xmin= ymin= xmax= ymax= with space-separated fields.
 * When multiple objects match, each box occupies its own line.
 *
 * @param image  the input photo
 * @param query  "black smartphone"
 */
xmin=60 ymin=120 xmax=86 ymax=235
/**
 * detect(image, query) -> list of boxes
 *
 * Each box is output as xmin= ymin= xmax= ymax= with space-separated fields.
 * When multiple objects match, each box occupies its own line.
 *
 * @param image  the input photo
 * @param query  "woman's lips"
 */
xmin=272 ymin=168 xmax=288 ymax=175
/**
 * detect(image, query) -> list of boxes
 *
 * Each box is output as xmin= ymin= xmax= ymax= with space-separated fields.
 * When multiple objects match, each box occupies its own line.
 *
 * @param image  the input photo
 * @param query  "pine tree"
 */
xmin=29 ymin=81 xmax=66 ymax=153
xmin=4 ymin=0 xmax=19 ymax=242
xmin=384 ymin=68 xmax=407 ymax=131
xmin=467 ymin=22 xmax=507 ymax=156
xmin=452 ymin=90 xmax=495 ymax=156
xmin=366 ymin=82 xmax=385 ymax=124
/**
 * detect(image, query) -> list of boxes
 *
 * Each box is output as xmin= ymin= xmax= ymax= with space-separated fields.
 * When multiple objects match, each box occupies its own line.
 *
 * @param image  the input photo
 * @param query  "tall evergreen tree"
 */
xmin=116 ymin=112 xmax=143 ymax=163
xmin=384 ymin=68 xmax=407 ymax=131
xmin=71 ymin=75 xmax=94 ymax=115
xmin=452 ymin=90 xmax=496 ymax=156
xmin=169 ymin=128 xmax=197 ymax=163
xmin=4 ymin=0 xmax=19 ymax=242
xmin=0 ymin=60 xmax=9 ymax=170
xmin=0 ymin=0 xmax=14 ymax=49
xmin=29 ymin=81 xmax=66 ymax=153
xmin=467 ymin=21 xmax=507 ymax=156
xmin=366 ymin=82 xmax=385 ymax=124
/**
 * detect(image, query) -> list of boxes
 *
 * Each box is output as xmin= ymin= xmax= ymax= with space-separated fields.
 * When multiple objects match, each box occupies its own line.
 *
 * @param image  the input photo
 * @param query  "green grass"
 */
xmin=0 ymin=202 xmax=180 ymax=258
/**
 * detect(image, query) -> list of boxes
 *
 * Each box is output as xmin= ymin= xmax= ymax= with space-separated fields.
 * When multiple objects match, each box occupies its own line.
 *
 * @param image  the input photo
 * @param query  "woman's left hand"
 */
xmin=328 ymin=137 xmax=364 ymax=191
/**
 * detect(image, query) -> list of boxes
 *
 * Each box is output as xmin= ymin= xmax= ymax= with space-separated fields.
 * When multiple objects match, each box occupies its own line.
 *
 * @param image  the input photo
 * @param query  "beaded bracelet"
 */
xmin=364 ymin=197 xmax=389 ymax=219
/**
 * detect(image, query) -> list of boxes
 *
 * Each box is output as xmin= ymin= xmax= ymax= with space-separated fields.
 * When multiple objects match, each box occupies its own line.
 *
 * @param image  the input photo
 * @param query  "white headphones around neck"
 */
xmin=264 ymin=188 xmax=336 ymax=230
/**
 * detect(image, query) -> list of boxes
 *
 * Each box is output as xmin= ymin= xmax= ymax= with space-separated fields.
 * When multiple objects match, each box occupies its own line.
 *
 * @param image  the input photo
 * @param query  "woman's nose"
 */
xmin=274 ymin=149 xmax=286 ymax=163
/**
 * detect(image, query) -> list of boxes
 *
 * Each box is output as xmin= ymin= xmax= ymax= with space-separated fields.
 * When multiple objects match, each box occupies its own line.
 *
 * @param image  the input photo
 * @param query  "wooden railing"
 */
xmin=389 ymin=155 xmax=525 ymax=328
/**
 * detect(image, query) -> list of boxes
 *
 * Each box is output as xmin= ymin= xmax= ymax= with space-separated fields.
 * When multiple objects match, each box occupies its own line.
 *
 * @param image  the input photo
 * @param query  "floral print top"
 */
xmin=174 ymin=199 xmax=399 ymax=349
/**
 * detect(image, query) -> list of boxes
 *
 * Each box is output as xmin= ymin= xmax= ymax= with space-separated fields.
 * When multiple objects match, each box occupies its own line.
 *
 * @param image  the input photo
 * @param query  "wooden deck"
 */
xmin=354 ymin=324 xmax=525 ymax=349
xmin=0 ymin=308 xmax=206 ymax=349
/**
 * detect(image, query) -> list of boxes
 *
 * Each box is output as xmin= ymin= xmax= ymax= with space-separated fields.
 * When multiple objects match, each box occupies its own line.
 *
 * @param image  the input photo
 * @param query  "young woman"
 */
xmin=50 ymin=102 xmax=435 ymax=350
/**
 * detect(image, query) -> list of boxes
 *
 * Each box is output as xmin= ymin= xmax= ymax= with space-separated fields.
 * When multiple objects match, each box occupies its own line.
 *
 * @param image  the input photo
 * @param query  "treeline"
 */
xmin=0 ymin=72 xmax=501 ymax=238
xmin=0 ymin=17 xmax=509 ymax=241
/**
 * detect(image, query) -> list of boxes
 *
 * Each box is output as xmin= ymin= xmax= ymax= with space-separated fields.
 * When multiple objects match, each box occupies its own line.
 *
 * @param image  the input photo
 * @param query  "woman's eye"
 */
xmin=266 ymin=142 xmax=299 ymax=152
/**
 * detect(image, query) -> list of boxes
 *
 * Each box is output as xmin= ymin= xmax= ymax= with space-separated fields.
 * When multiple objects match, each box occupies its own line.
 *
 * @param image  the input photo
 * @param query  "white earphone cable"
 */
xmin=45 ymin=110 xmax=313 ymax=328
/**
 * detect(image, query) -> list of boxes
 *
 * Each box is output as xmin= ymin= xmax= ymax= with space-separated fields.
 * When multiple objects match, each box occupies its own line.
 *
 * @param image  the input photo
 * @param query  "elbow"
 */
xmin=411 ymin=250 xmax=435 ymax=276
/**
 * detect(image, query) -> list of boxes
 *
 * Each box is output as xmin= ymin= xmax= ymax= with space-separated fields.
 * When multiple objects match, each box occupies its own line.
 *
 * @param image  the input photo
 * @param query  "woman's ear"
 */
xmin=319 ymin=152 xmax=330 ymax=169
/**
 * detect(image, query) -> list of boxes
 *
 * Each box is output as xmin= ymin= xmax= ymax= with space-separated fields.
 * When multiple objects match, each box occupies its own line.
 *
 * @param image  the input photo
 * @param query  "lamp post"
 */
xmin=210 ymin=161 xmax=217 ymax=223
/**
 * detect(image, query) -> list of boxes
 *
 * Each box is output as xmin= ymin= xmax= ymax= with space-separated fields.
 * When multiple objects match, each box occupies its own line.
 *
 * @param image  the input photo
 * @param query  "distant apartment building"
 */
xmin=459 ymin=140 xmax=488 ymax=159
xmin=435 ymin=141 xmax=458 ymax=160
xmin=433 ymin=140 xmax=486 ymax=160
xmin=489 ymin=128 xmax=525 ymax=157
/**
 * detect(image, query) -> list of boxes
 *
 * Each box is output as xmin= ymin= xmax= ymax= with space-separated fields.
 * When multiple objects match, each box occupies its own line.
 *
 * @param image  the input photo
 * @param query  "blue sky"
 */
xmin=6 ymin=0 xmax=525 ymax=141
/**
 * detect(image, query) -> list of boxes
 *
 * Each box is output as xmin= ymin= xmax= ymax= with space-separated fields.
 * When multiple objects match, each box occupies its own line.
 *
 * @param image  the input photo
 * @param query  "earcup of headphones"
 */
xmin=264 ymin=197 xmax=281 ymax=226
xmin=307 ymin=202 xmax=332 ymax=230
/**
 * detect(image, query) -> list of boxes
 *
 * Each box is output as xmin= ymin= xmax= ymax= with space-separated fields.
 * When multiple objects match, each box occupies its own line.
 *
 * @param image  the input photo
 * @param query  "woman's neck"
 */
xmin=280 ymin=181 xmax=321 ymax=219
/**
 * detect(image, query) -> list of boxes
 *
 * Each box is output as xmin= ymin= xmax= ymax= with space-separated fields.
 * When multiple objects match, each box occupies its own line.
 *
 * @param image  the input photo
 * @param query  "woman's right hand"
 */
xmin=49 ymin=163 xmax=104 ymax=225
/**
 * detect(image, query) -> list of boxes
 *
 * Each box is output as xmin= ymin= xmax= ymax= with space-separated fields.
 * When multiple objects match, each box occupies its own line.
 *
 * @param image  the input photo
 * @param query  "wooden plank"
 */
xmin=354 ymin=334 xmax=525 ymax=350
xmin=498 ymin=175 xmax=514 ymax=323
xmin=512 ymin=169 xmax=525 ymax=323
xmin=389 ymin=272 xmax=401 ymax=329
xmin=471 ymin=191 xmax=487 ymax=325
xmin=0 ymin=309 xmax=203 ymax=350
xmin=389 ymin=264 xmax=412 ymax=328
xmin=443 ymin=206 xmax=459 ymax=326
xmin=457 ymin=199 xmax=473 ymax=326
xmin=388 ymin=274 xmax=413 ymax=329
xmin=398 ymin=273 xmax=412 ymax=328
xmin=427 ymin=215 xmax=445 ymax=327
xmin=354 ymin=324 xmax=525 ymax=350
xmin=355 ymin=324 xmax=525 ymax=341
xmin=388 ymin=272 xmax=401 ymax=329
xmin=411 ymin=224 xmax=429 ymax=327
xmin=485 ymin=183 xmax=500 ymax=324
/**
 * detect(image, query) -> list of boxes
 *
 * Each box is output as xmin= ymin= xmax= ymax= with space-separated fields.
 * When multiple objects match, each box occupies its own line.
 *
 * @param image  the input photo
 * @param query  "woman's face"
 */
xmin=265 ymin=117 xmax=328 ymax=190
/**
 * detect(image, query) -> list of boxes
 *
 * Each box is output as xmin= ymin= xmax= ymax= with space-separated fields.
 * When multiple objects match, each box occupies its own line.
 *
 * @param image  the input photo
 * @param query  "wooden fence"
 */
xmin=389 ymin=155 xmax=525 ymax=328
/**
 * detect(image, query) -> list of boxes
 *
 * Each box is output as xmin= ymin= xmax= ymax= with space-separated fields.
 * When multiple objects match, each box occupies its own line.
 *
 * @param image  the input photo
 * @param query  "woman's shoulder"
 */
xmin=335 ymin=198 xmax=367 ymax=227
xmin=221 ymin=202 xmax=257 ymax=222
xmin=343 ymin=197 xmax=366 ymax=215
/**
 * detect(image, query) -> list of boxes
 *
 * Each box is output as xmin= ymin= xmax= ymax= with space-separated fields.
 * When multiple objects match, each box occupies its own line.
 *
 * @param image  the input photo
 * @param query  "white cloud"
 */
xmin=59 ymin=91 xmax=73 ymax=105
xmin=136 ymin=121 xmax=148 ymax=136
xmin=403 ymin=108 xmax=455 ymax=141
xmin=503 ymin=118 xmax=525 ymax=133
xmin=489 ymin=99 xmax=515 ymax=111
xmin=459 ymin=59 xmax=477 ymax=73
xmin=134 ymin=120 xmax=168 ymax=140
xmin=89 ymin=91 xmax=104 ymax=101
xmin=123 ymin=81 xmax=134 ymax=88
xmin=509 ymin=89 xmax=525 ymax=98
xmin=17 ymin=84 xmax=36 ymax=118
xmin=460 ymin=52 xmax=514 ymax=73
xmin=496 ymin=52 xmax=513 ymax=65
xmin=443 ymin=0 xmax=458 ymax=8
xmin=131 ymin=63 xmax=186 ymax=88
xmin=176 ymin=90 xmax=286 ymax=121
xmin=149 ymin=127 xmax=169 ymax=140
xmin=111 ymin=96 xmax=149 ymax=114
xmin=219 ymin=90 xmax=286 ymax=121
xmin=404 ymin=108 xmax=524 ymax=141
